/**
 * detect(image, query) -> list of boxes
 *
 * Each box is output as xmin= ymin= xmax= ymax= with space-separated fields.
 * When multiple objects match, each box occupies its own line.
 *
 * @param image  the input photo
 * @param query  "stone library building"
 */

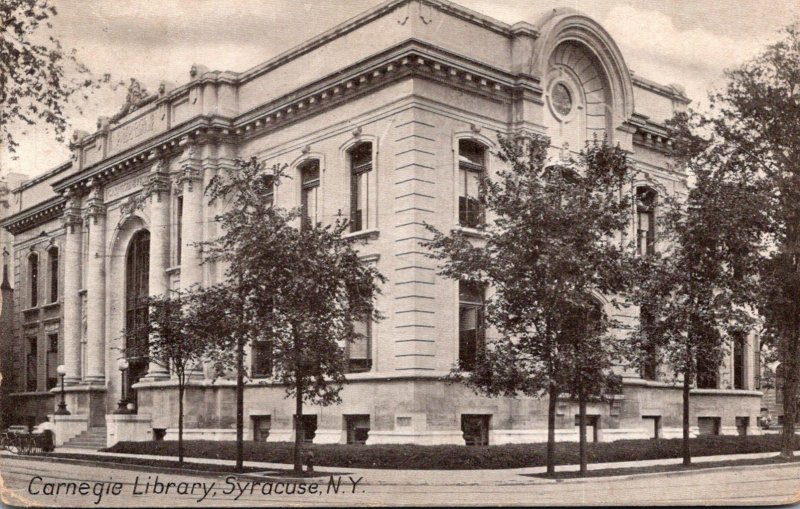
xmin=0 ymin=0 xmax=761 ymax=449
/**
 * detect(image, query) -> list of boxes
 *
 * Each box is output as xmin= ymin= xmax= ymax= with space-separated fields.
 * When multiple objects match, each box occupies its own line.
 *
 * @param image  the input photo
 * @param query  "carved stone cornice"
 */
xmin=143 ymin=158 xmax=171 ymax=202
xmin=175 ymin=143 xmax=203 ymax=192
xmin=62 ymin=194 xmax=84 ymax=233
xmin=2 ymin=197 xmax=66 ymax=235
xmin=83 ymin=179 xmax=106 ymax=223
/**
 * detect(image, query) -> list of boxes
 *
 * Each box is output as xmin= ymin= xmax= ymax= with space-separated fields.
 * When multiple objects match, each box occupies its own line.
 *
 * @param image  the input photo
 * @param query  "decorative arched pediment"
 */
xmin=532 ymin=8 xmax=635 ymax=132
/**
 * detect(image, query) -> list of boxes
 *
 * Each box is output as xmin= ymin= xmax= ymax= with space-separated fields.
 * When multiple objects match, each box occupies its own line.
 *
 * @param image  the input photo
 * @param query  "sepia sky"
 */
xmin=2 ymin=0 xmax=797 ymax=179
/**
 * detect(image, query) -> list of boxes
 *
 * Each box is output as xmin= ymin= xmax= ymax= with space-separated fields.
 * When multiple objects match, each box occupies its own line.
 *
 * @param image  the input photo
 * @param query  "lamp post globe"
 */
xmin=115 ymin=358 xmax=131 ymax=414
xmin=54 ymin=364 xmax=70 ymax=415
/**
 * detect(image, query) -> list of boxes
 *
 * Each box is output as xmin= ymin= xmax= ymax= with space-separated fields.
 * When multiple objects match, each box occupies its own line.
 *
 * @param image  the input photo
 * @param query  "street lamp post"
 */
xmin=54 ymin=365 xmax=70 ymax=415
xmin=115 ymin=358 xmax=130 ymax=414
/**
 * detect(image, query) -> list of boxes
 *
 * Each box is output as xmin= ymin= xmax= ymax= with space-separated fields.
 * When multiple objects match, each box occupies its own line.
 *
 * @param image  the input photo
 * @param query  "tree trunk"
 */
xmin=546 ymin=381 xmax=557 ymax=476
xmin=780 ymin=251 xmax=800 ymax=458
xmin=780 ymin=349 xmax=798 ymax=459
xmin=235 ymin=334 xmax=244 ymax=472
xmin=294 ymin=377 xmax=304 ymax=474
xmin=578 ymin=393 xmax=587 ymax=477
xmin=178 ymin=377 xmax=185 ymax=466
xmin=682 ymin=372 xmax=691 ymax=466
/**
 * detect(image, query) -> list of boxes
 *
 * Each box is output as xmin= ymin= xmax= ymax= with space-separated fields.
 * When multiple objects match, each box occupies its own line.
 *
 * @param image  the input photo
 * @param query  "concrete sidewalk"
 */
xmin=45 ymin=447 xmax=800 ymax=486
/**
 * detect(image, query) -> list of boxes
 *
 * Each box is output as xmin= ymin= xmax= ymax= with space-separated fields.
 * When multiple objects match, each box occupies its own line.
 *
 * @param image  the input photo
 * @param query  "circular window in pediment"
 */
xmin=551 ymin=83 xmax=573 ymax=117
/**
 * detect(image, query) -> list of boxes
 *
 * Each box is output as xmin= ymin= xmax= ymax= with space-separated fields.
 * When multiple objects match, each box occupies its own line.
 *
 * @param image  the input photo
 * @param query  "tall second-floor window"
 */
xmin=252 ymin=339 xmax=273 ymax=378
xmin=637 ymin=187 xmax=656 ymax=257
xmin=26 ymin=337 xmax=37 ymax=392
xmin=300 ymin=160 xmax=320 ymax=228
xmin=175 ymin=196 xmax=183 ymax=265
xmin=48 ymin=248 xmax=59 ymax=303
xmin=349 ymin=143 xmax=372 ymax=232
xmin=458 ymin=140 xmax=486 ymax=228
xmin=262 ymin=173 xmax=275 ymax=208
xmin=46 ymin=333 xmax=58 ymax=390
xmin=640 ymin=305 xmax=658 ymax=380
xmin=459 ymin=281 xmax=485 ymax=371
xmin=733 ymin=332 xmax=746 ymax=390
xmin=28 ymin=253 xmax=39 ymax=307
xmin=347 ymin=317 xmax=372 ymax=373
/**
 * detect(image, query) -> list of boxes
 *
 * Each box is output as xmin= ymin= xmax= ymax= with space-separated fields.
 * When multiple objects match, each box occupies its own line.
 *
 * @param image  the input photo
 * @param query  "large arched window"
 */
xmin=48 ymin=247 xmax=59 ymax=303
xmin=28 ymin=253 xmax=39 ymax=307
xmin=125 ymin=230 xmax=150 ymax=403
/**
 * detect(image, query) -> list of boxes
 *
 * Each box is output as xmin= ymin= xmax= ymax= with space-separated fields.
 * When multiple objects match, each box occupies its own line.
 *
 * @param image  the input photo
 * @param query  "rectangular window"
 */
xmin=264 ymin=174 xmax=275 ymax=208
xmin=642 ymin=415 xmax=661 ymax=439
xmin=175 ymin=196 xmax=183 ymax=265
xmin=458 ymin=140 xmax=486 ymax=228
xmin=574 ymin=414 xmax=600 ymax=443
xmin=350 ymin=143 xmax=372 ymax=232
xmin=295 ymin=415 xmax=317 ymax=444
xmin=252 ymin=415 xmax=271 ymax=442
xmin=697 ymin=354 xmax=718 ymax=389
xmin=300 ymin=161 xmax=320 ymax=228
xmin=345 ymin=415 xmax=370 ymax=444
xmin=29 ymin=255 xmax=38 ymax=308
xmin=459 ymin=281 xmax=485 ymax=371
xmin=697 ymin=416 xmax=720 ymax=436
xmin=347 ymin=318 xmax=372 ymax=373
xmin=733 ymin=332 xmax=746 ymax=390
xmin=49 ymin=249 xmax=58 ymax=303
xmin=251 ymin=340 xmax=273 ymax=378
xmin=636 ymin=188 xmax=656 ymax=257
xmin=736 ymin=416 xmax=749 ymax=437
xmin=46 ymin=333 xmax=58 ymax=390
xmin=640 ymin=306 xmax=658 ymax=380
xmin=26 ymin=337 xmax=37 ymax=392
xmin=461 ymin=414 xmax=491 ymax=446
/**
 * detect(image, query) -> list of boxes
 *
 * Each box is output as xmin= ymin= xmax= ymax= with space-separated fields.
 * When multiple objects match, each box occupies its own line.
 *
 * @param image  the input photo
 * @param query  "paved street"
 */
xmin=1 ymin=456 xmax=798 ymax=507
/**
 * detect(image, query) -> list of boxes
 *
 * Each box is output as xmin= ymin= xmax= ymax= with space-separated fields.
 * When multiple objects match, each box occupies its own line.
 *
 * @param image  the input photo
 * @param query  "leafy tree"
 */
xmin=122 ymin=287 xmax=230 ymax=465
xmin=704 ymin=24 xmax=800 ymax=459
xmin=425 ymin=133 xmax=637 ymax=476
xmin=1 ymin=0 xmax=114 ymax=156
xmin=658 ymin=24 xmax=800 ymax=459
xmin=204 ymin=157 xmax=385 ymax=473
xmin=628 ymin=112 xmax=765 ymax=466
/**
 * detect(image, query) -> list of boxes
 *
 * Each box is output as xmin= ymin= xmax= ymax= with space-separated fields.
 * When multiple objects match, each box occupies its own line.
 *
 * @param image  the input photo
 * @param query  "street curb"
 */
xmin=514 ymin=459 xmax=800 ymax=485
xmin=4 ymin=451 xmax=799 ymax=487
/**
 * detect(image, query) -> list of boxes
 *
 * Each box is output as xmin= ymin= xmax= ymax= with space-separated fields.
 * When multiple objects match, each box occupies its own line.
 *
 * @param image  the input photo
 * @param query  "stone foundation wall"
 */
xmin=129 ymin=378 xmax=763 ymax=445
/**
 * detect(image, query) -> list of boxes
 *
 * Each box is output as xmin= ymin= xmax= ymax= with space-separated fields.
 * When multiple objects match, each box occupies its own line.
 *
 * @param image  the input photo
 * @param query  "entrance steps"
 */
xmin=62 ymin=426 xmax=107 ymax=450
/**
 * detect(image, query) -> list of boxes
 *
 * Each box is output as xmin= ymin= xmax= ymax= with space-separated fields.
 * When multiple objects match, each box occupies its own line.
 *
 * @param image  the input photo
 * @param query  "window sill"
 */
xmin=344 ymin=228 xmax=380 ymax=242
xmin=166 ymin=266 xmax=181 ymax=275
xmin=42 ymin=301 xmax=60 ymax=310
xmin=453 ymin=226 xmax=487 ymax=239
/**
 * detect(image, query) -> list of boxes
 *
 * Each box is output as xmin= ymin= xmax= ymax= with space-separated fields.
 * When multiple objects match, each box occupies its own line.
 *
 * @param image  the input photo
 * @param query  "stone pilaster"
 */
xmin=83 ymin=180 xmax=106 ymax=384
xmin=177 ymin=143 xmax=204 ymax=289
xmin=143 ymin=157 xmax=171 ymax=380
xmin=62 ymin=192 xmax=84 ymax=384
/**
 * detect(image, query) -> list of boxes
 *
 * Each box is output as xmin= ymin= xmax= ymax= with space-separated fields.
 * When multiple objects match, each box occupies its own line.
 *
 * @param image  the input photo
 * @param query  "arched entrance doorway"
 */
xmin=125 ymin=229 xmax=150 ymax=411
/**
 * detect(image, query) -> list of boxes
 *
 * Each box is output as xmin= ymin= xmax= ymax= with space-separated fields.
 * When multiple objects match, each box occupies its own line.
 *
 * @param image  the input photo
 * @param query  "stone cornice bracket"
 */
xmin=62 ymin=191 xmax=84 ymax=233
xmin=83 ymin=178 xmax=106 ymax=224
xmin=176 ymin=142 xmax=203 ymax=193
xmin=144 ymin=156 xmax=171 ymax=202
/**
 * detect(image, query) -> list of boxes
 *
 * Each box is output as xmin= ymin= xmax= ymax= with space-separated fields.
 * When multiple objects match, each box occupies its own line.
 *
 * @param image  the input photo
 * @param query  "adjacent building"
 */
xmin=1 ymin=0 xmax=762 ymax=447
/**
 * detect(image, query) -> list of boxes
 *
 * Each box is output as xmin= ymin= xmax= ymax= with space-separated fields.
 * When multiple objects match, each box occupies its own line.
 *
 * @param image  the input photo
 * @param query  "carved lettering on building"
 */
xmin=105 ymin=173 xmax=149 ymax=201
xmin=111 ymin=113 xmax=155 ymax=151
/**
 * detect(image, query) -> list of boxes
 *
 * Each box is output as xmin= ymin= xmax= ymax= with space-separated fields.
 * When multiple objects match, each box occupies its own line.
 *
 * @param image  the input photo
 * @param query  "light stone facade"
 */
xmin=1 ymin=0 xmax=761 ymax=446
